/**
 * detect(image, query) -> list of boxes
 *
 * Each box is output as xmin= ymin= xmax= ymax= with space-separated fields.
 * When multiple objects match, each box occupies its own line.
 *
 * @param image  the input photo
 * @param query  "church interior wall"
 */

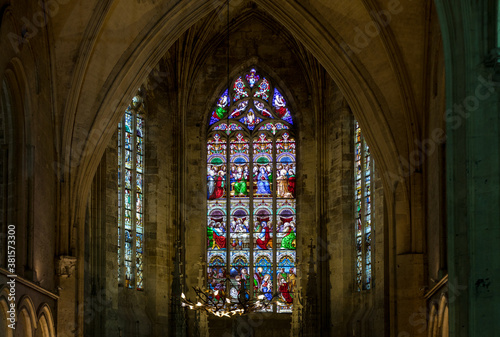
xmin=5 ymin=0 xmax=499 ymax=336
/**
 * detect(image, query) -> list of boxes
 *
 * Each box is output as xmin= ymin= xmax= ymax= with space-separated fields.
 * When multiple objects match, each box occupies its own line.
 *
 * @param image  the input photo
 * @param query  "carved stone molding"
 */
xmin=55 ymin=255 xmax=77 ymax=277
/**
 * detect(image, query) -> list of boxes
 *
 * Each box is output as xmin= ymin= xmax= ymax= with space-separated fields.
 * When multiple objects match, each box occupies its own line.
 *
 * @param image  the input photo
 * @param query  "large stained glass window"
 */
xmin=118 ymin=91 xmax=145 ymax=290
xmin=207 ymin=69 xmax=296 ymax=312
xmin=354 ymin=120 xmax=372 ymax=291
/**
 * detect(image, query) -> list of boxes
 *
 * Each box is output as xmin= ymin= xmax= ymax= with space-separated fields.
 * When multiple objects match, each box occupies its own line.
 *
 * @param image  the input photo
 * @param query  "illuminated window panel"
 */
xmin=208 ymin=250 xmax=227 ymax=299
xmin=354 ymin=120 xmax=374 ymax=291
xmin=206 ymin=69 xmax=296 ymax=313
xmin=276 ymin=250 xmax=296 ymax=313
xmin=118 ymin=91 xmax=146 ymax=290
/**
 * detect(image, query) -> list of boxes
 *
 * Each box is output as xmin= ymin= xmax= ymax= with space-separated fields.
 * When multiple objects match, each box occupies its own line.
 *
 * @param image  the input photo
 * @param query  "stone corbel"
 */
xmin=55 ymin=255 xmax=77 ymax=278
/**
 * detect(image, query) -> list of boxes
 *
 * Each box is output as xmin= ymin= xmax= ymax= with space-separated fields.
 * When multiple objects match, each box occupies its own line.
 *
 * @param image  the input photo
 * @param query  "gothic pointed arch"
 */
xmin=206 ymin=67 xmax=297 ymax=312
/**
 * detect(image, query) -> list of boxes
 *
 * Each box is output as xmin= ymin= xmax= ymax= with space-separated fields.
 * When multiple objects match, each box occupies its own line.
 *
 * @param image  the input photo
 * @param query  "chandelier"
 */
xmin=181 ymin=277 xmax=291 ymax=317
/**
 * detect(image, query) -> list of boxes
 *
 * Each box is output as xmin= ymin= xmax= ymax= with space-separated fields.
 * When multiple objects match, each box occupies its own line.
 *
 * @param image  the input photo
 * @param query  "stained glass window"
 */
xmin=354 ymin=120 xmax=373 ymax=291
xmin=207 ymin=69 xmax=296 ymax=313
xmin=118 ymin=90 xmax=146 ymax=290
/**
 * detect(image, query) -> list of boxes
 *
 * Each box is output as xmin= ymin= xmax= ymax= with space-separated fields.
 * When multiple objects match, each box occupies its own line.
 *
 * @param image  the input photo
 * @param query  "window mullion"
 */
xmin=361 ymin=138 xmax=367 ymax=290
xmin=272 ymin=134 xmax=277 ymax=312
xmin=225 ymin=134 xmax=230 ymax=294
xmin=249 ymin=135 xmax=254 ymax=300
xmin=131 ymin=112 xmax=138 ymax=289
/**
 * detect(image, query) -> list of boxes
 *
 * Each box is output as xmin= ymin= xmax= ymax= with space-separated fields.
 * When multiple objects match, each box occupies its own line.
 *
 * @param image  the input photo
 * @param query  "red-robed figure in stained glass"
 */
xmin=278 ymin=269 xmax=293 ymax=304
xmin=212 ymin=222 xmax=226 ymax=249
xmin=256 ymin=221 xmax=271 ymax=249
xmin=209 ymin=170 xmax=225 ymax=199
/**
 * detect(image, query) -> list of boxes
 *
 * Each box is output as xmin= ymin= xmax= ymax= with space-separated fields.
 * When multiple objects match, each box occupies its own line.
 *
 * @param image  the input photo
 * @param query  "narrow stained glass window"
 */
xmin=354 ymin=119 xmax=373 ymax=291
xmin=207 ymin=68 xmax=296 ymax=313
xmin=118 ymin=90 xmax=145 ymax=290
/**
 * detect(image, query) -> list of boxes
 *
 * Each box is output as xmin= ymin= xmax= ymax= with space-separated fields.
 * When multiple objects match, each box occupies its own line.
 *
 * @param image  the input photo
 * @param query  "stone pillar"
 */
xmin=301 ymin=240 xmax=318 ymax=336
xmin=55 ymin=255 xmax=78 ymax=337
xmin=434 ymin=1 xmax=500 ymax=336
xmin=170 ymin=240 xmax=187 ymax=337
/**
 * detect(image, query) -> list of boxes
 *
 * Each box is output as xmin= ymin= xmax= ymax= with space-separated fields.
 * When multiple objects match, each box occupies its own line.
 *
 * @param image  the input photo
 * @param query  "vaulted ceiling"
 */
xmin=0 ymin=0 xmax=444 ymax=254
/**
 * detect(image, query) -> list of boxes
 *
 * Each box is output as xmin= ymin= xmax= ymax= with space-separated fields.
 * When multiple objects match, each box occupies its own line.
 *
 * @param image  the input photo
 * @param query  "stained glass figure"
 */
xmin=125 ymin=170 xmax=132 ymax=189
xmin=207 ymin=212 xmax=227 ymax=250
xmin=208 ymin=133 xmax=227 ymax=200
xmin=272 ymin=89 xmax=293 ymax=124
xmin=136 ymin=192 xmax=143 ymax=213
xmin=253 ymin=134 xmax=273 ymax=197
xmin=118 ymin=91 xmax=146 ymax=290
xmin=276 ymin=266 xmax=296 ymax=312
xmin=229 ymin=100 xmax=249 ymax=119
xmin=354 ymin=120 xmax=373 ymax=291
xmin=230 ymin=133 xmax=250 ymax=198
xmin=125 ymin=210 xmax=132 ymax=229
xmin=210 ymin=89 xmax=230 ymax=125
xmin=208 ymin=248 xmax=227 ymax=297
xmin=254 ymin=265 xmax=274 ymax=312
xmin=277 ymin=221 xmax=296 ymax=250
xmin=125 ymin=113 xmax=133 ymax=133
xmin=254 ymin=100 xmax=273 ymax=118
xmin=253 ymin=220 xmax=273 ymax=250
xmin=136 ymin=173 xmax=143 ymax=193
xmin=125 ymin=150 xmax=132 ymax=169
xmin=239 ymin=109 xmax=262 ymax=130
xmin=136 ymin=213 xmax=143 ymax=232
xmin=136 ymin=117 xmax=144 ymax=137
xmin=207 ymin=68 xmax=295 ymax=313
xmin=136 ymin=137 xmax=143 ymax=155
xmin=125 ymin=189 xmax=132 ymax=209
xmin=230 ymin=200 xmax=250 ymax=232
xmin=125 ymin=132 xmax=133 ymax=150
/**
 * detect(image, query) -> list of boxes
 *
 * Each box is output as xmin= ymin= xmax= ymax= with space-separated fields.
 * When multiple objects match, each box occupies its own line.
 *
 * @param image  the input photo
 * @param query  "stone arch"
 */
xmin=35 ymin=304 xmax=55 ymax=337
xmin=66 ymin=0 xmax=406 ymax=234
xmin=0 ymin=286 xmax=14 ymax=337
xmin=2 ymin=62 xmax=32 ymax=276
xmin=34 ymin=315 xmax=49 ymax=337
xmin=15 ymin=295 xmax=37 ymax=337
xmin=437 ymin=294 xmax=448 ymax=337
xmin=0 ymin=4 xmax=40 ymax=279
xmin=440 ymin=303 xmax=449 ymax=337
xmin=428 ymin=303 xmax=439 ymax=337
